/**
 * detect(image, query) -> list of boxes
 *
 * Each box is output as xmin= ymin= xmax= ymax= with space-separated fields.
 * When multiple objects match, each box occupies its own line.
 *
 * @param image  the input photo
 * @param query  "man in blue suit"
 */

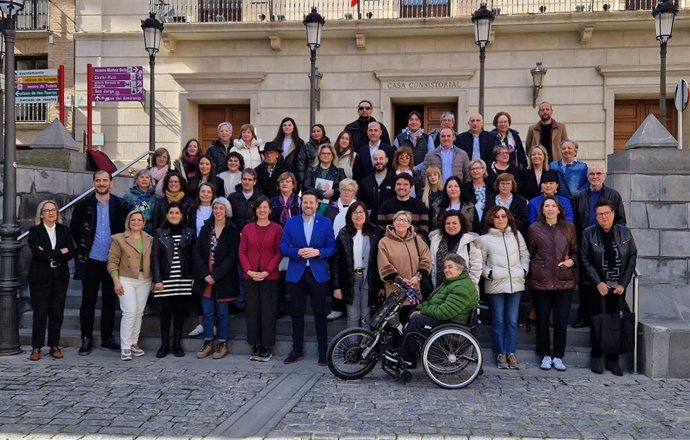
xmin=280 ymin=190 xmax=336 ymax=365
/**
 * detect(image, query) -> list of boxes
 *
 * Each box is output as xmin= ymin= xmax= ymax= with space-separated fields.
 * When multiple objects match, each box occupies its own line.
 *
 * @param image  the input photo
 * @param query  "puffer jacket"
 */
xmin=526 ymin=221 xmax=578 ymax=291
xmin=416 ymin=271 xmax=479 ymax=324
xmin=480 ymin=226 xmax=530 ymax=294
xmin=231 ymin=138 xmax=264 ymax=170
xmin=428 ymin=230 xmax=483 ymax=289
xmin=377 ymin=225 xmax=432 ymax=297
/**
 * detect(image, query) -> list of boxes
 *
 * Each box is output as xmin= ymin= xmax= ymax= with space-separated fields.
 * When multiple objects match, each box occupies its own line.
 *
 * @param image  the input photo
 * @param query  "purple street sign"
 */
xmin=93 ymin=73 xmax=143 ymax=81
xmin=91 ymin=66 xmax=145 ymax=102
xmin=93 ymin=88 xmax=142 ymax=95
xmin=16 ymin=83 xmax=59 ymax=91
xmin=94 ymin=95 xmax=144 ymax=103
xmin=93 ymin=80 xmax=143 ymax=88
xmin=93 ymin=66 xmax=142 ymax=74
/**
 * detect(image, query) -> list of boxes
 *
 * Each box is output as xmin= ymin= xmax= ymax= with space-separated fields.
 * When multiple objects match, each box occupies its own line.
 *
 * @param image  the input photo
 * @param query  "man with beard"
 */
xmin=353 ymin=121 xmax=395 ymax=181
xmin=344 ymin=100 xmax=391 ymax=148
xmin=377 ymin=173 xmax=430 ymax=240
xmin=255 ymin=142 xmax=294 ymax=199
xmin=455 ymin=113 xmax=495 ymax=166
xmin=70 ymin=170 xmax=128 ymax=355
xmin=357 ymin=149 xmax=396 ymax=223
xmin=525 ymin=102 xmax=569 ymax=163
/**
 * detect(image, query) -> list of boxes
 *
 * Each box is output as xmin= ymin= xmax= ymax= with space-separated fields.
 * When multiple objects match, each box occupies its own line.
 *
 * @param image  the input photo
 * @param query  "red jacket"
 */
xmin=239 ymin=222 xmax=283 ymax=280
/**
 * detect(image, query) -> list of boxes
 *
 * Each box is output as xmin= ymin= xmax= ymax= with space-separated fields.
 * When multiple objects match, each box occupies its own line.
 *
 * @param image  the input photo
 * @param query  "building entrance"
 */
xmin=198 ymin=104 xmax=251 ymax=151
xmin=614 ymin=99 xmax=676 ymax=152
xmin=392 ymin=102 xmax=457 ymax=141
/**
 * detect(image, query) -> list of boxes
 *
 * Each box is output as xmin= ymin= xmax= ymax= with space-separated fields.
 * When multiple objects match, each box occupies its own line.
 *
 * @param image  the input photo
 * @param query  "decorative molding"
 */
xmin=374 ymin=69 xmax=475 ymax=83
xmin=488 ymin=29 xmax=496 ymax=47
xmin=162 ymin=35 xmax=177 ymax=53
xmin=269 ymin=34 xmax=282 ymax=51
xmin=579 ymin=25 xmax=594 ymax=44
xmin=355 ymin=33 xmax=366 ymax=50
xmin=171 ymin=72 xmax=266 ymax=85
xmin=597 ymin=64 xmax=690 ymax=78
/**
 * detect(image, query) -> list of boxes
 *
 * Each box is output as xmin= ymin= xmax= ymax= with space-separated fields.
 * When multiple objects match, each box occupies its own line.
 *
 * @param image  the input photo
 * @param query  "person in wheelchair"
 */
xmin=400 ymin=254 xmax=479 ymax=366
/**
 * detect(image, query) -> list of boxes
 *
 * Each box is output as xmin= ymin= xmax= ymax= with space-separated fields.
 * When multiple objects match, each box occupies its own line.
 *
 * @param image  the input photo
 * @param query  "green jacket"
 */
xmin=417 ymin=272 xmax=478 ymax=323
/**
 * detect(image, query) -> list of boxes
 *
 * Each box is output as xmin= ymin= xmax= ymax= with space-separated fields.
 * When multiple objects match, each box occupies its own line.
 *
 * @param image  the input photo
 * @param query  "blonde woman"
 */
xmin=521 ymin=144 xmax=550 ymax=200
xmin=108 ymin=210 xmax=154 ymax=361
xmin=421 ymin=166 xmax=443 ymax=211
xmin=302 ymin=143 xmax=347 ymax=214
xmin=27 ymin=200 xmax=75 ymax=361
xmin=231 ymin=123 xmax=264 ymax=170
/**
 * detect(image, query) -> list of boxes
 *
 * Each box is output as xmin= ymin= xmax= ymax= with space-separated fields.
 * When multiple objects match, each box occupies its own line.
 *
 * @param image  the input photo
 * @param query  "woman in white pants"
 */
xmin=108 ymin=210 xmax=153 ymax=361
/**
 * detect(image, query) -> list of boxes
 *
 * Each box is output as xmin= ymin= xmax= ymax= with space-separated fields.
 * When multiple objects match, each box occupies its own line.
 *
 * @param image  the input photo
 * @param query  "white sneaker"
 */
xmin=552 ymin=357 xmax=567 ymax=371
xmin=326 ymin=311 xmax=344 ymax=320
xmin=540 ymin=356 xmax=553 ymax=370
xmin=188 ymin=324 xmax=204 ymax=337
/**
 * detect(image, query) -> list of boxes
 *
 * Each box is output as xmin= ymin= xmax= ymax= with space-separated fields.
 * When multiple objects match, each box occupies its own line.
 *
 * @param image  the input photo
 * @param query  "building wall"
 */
xmin=15 ymin=0 xmax=76 ymax=146
xmin=74 ymin=1 xmax=690 ymax=164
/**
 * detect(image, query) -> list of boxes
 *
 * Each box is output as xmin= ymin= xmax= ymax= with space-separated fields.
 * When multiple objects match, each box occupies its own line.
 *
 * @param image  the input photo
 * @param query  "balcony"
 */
xmin=151 ymin=0 xmax=685 ymax=23
xmin=16 ymin=0 xmax=49 ymax=31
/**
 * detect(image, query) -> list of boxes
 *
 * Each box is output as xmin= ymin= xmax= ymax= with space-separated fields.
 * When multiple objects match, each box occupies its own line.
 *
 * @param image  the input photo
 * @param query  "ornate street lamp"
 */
xmin=0 ymin=0 xmax=25 ymax=356
xmin=472 ymin=3 xmax=494 ymax=117
xmin=652 ymin=0 xmax=677 ymax=126
xmin=141 ymin=12 xmax=164 ymax=157
xmin=530 ymin=62 xmax=547 ymax=108
xmin=303 ymin=7 xmax=324 ymax=129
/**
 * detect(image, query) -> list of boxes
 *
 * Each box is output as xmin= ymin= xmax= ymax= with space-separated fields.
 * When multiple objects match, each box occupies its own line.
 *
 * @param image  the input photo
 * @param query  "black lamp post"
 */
xmin=0 ymin=0 xmax=24 ymax=356
xmin=472 ymin=3 xmax=494 ymax=118
xmin=530 ymin=62 xmax=547 ymax=108
xmin=0 ymin=33 xmax=5 ymax=163
xmin=303 ymin=7 xmax=324 ymax=130
xmin=141 ymin=12 xmax=163 ymax=158
xmin=652 ymin=0 xmax=677 ymax=126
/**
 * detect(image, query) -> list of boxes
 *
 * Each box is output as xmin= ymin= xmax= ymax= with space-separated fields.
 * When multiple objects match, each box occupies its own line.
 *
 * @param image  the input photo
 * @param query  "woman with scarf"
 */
xmin=149 ymin=147 xmax=171 ymax=197
xmin=173 ymin=138 xmax=201 ymax=186
xmin=490 ymin=111 xmax=528 ymax=170
xmin=394 ymin=111 xmax=433 ymax=170
xmin=123 ymin=169 xmax=157 ymax=235
xmin=231 ymin=124 xmax=263 ymax=170
xmin=297 ymin=123 xmax=331 ymax=184
xmin=152 ymin=171 xmax=194 ymax=228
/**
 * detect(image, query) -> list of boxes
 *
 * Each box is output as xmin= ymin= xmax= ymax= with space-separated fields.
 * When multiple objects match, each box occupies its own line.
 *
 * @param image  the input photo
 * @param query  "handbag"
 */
xmin=591 ymin=295 xmax=634 ymax=354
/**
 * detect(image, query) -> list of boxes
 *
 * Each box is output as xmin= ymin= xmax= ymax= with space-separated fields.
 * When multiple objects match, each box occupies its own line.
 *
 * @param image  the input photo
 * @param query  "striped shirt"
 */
xmin=156 ymin=234 xmax=192 ymax=297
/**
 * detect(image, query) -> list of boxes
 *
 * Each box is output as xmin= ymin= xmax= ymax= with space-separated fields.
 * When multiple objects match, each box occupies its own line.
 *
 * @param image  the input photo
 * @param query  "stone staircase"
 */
xmin=18 ymin=277 xmax=629 ymax=368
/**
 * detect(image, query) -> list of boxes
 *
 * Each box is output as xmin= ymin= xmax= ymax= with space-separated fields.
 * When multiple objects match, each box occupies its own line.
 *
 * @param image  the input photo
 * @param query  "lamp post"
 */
xmin=652 ymin=0 xmax=677 ymax=126
xmin=530 ymin=62 xmax=547 ymax=108
xmin=472 ymin=3 xmax=494 ymax=118
xmin=0 ymin=34 xmax=5 ymax=163
xmin=141 ymin=13 xmax=163 ymax=159
xmin=0 ymin=0 xmax=24 ymax=356
xmin=303 ymin=7 xmax=324 ymax=129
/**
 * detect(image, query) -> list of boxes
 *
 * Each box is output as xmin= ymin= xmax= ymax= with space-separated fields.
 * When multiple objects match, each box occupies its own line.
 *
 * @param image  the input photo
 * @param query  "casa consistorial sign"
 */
xmin=375 ymin=70 xmax=475 ymax=90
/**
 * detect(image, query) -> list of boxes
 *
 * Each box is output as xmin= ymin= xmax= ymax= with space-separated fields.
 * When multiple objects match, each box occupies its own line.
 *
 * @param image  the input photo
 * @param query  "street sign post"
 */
xmin=15 ymin=69 xmax=59 ymax=104
xmin=674 ymin=79 xmax=688 ymax=150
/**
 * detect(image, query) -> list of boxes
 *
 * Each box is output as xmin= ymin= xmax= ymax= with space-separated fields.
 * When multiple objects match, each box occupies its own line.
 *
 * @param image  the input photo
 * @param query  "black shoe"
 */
xmin=78 ymin=337 xmax=92 ymax=356
xmin=318 ymin=351 xmax=327 ymax=366
xmin=283 ymin=350 xmax=304 ymax=364
xmin=258 ymin=347 xmax=272 ymax=362
xmin=101 ymin=337 xmax=120 ymax=350
xmin=573 ymin=319 xmax=590 ymax=328
xmin=590 ymin=356 xmax=603 ymax=374
xmin=250 ymin=345 xmax=261 ymax=361
xmin=607 ymin=360 xmax=623 ymax=376
xmin=156 ymin=344 xmax=170 ymax=359
xmin=229 ymin=305 xmax=245 ymax=317
xmin=172 ymin=326 xmax=185 ymax=357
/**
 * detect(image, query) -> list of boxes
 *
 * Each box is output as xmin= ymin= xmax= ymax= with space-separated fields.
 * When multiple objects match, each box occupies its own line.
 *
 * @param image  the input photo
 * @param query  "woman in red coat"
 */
xmin=239 ymin=195 xmax=283 ymax=362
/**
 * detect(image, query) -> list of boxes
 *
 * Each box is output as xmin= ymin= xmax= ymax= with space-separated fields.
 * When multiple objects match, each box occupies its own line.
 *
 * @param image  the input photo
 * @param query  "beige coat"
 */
xmin=524 ymin=119 xmax=569 ymax=162
xmin=377 ymin=225 xmax=431 ymax=297
xmin=107 ymin=231 xmax=153 ymax=279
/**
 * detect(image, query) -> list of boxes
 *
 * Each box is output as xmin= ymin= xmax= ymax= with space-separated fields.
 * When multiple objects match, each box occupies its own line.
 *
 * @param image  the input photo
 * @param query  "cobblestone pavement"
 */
xmin=0 ymin=347 xmax=688 ymax=440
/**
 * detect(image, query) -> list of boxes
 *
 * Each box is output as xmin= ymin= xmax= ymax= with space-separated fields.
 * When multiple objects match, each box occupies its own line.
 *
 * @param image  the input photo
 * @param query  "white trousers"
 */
xmin=119 ymin=274 xmax=151 ymax=349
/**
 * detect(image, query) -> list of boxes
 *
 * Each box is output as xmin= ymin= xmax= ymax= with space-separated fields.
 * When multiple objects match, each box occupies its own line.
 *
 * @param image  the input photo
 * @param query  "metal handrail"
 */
xmin=17 ymin=150 xmax=153 ymax=241
xmin=633 ymin=268 xmax=641 ymax=374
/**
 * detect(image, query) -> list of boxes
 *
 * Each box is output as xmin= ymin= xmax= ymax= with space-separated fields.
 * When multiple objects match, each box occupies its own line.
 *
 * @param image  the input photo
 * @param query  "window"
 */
xmin=15 ymin=56 xmax=49 ymax=123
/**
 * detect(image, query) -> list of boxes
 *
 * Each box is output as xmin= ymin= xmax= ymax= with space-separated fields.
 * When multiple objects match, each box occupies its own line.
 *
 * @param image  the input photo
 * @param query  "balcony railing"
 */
xmin=16 ymin=103 xmax=48 ymax=123
xmin=17 ymin=0 xmax=49 ymax=31
xmin=151 ymin=0 xmax=685 ymax=24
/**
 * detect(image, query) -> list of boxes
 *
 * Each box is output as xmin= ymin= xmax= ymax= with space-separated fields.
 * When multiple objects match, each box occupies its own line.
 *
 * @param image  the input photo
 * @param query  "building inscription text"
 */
xmin=386 ymin=80 xmax=461 ymax=89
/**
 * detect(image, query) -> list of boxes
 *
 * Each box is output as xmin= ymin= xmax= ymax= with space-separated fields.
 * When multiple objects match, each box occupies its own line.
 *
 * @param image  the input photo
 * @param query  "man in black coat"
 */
xmin=70 ymin=170 xmax=128 ymax=355
xmin=343 ymin=100 xmax=392 ymax=148
xmin=357 ymin=149 xmax=395 ymax=223
xmin=455 ymin=113 xmax=495 ymax=165
xmin=353 ymin=121 xmax=395 ymax=182
xmin=255 ymin=142 xmax=294 ymax=199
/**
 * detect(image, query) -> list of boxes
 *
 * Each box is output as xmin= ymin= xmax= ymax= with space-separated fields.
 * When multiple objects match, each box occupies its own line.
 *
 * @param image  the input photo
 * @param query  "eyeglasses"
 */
xmin=358 ymin=106 xmax=371 ymax=111
xmin=341 ymin=188 xmax=355 ymax=193
xmin=596 ymin=211 xmax=614 ymax=217
xmin=588 ymin=172 xmax=605 ymax=176
xmin=42 ymin=208 xmax=58 ymax=214
xmin=394 ymin=218 xmax=410 ymax=223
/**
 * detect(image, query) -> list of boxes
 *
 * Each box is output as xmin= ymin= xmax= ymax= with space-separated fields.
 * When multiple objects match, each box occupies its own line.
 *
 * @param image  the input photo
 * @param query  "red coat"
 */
xmin=239 ymin=222 xmax=283 ymax=280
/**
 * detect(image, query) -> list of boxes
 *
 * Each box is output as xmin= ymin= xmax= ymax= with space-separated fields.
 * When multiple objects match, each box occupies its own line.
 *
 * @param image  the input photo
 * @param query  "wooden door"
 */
xmin=198 ymin=104 xmax=250 ymax=152
xmin=425 ymin=104 xmax=457 ymax=133
xmin=392 ymin=102 xmax=456 ymax=138
xmin=614 ymin=99 xmax=677 ymax=152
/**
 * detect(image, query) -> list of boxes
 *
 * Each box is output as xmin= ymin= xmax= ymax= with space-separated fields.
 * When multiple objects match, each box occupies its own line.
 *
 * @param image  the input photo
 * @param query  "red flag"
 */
xmin=351 ymin=0 xmax=358 ymax=7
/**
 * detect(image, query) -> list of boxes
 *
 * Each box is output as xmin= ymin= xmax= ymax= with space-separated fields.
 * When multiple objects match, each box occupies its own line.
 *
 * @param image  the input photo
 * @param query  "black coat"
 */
xmin=28 ymin=223 xmax=75 ymax=281
xmin=207 ymin=139 xmax=233 ymax=173
xmin=152 ymin=194 xmax=194 ymax=229
xmin=70 ymin=194 xmax=128 ymax=280
xmin=455 ymin=130 xmax=495 ymax=165
xmin=519 ymin=168 xmax=545 ymax=201
xmin=228 ymin=186 xmax=263 ymax=231
xmin=490 ymin=128 xmax=528 ymax=170
xmin=344 ymin=118 xmax=391 ymax=148
xmin=255 ymin=159 xmax=294 ymax=199
xmin=485 ymin=193 xmax=529 ymax=238
xmin=572 ymin=185 xmax=626 ymax=236
xmin=152 ymin=226 xmax=195 ymax=283
xmin=356 ymin=171 xmax=396 ymax=223
xmin=302 ymin=164 xmax=347 ymax=200
xmin=192 ymin=221 xmax=240 ymax=299
xmin=580 ymin=224 xmax=637 ymax=289
xmin=269 ymin=194 xmax=301 ymax=226
xmin=331 ymin=224 xmax=383 ymax=306
xmin=353 ymin=144 xmax=395 ymax=182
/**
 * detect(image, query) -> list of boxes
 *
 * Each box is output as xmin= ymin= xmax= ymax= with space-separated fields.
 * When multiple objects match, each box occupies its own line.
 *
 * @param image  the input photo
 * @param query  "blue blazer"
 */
xmin=280 ymin=214 xmax=336 ymax=283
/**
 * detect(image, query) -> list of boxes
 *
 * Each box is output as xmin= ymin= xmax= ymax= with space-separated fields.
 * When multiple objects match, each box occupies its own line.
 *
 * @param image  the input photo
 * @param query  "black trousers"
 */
xmin=80 ymin=259 xmax=118 ymax=339
xmin=577 ymin=281 xmax=596 ymax=323
xmin=29 ymin=271 xmax=69 ymax=349
xmin=533 ymin=288 xmax=573 ymax=359
xmin=403 ymin=313 xmax=443 ymax=357
xmin=158 ymin=295 xmax=188 ymax=337
xmin=245 ymin=279 xmax=279 ymax=347
xmin=590 ymin=289 xmax=627 ymax=362
xmin=287 ymin=269 xmax=328 ymax=354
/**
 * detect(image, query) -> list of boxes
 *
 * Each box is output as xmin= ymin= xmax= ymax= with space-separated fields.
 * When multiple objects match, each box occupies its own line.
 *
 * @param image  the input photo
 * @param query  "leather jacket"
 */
xmin=580 ymin=224 xmax=637 ymax=289
xmin=152 ymin=226 xmax=195 ymax=283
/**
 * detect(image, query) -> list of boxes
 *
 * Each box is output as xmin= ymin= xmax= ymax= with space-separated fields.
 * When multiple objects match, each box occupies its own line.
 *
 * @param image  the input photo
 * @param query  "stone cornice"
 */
xmin=597 ymin=64 xmax=690 ymax=78
xmin=374 ymin=69 xmax=475 ymax=82
xmin=171 ymin=72 xmax=266 ymax=84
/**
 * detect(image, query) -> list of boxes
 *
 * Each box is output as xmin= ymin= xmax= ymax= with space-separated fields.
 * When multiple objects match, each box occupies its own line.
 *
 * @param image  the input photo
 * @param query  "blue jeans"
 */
xmin=200 ymin=295 xmax=229 ymax=342
xmin=488 ymin=292 xmax=522 ymax=355
xmin=235 ymin=265 xmax=246 ymax=309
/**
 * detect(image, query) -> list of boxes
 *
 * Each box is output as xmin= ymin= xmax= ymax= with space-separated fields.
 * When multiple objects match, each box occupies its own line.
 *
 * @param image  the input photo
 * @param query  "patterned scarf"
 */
xmin=279 ymin=193 xmax=295 ymax=225
xmin=165 ymin=190 xmax=186 ymax=203
xmin=183 ymin=155 xmax=199 ymax=180
xmin=150 ymin=165 xmax=169 ymax=197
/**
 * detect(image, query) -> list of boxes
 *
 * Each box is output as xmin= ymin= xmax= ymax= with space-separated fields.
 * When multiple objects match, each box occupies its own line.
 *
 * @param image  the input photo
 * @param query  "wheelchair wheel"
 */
xmin=327 ymin=327 xmax=379 ymax=380
xmin=421 ymin=326 xmax=482 ymax=389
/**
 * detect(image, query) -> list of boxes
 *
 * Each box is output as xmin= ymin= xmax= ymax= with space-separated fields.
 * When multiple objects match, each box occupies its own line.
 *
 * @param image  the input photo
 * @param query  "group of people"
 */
xmin=27 ymin=100 xmax=636 ymax=376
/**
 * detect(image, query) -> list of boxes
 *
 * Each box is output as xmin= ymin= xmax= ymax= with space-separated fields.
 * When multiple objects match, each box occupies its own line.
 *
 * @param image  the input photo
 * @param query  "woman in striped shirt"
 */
xmin=152 ymin=202 xmax=195 ymax=358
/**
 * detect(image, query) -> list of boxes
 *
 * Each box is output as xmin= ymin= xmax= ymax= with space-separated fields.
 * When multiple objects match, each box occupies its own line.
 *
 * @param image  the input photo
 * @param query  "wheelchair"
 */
xmin=327 ymin=277 xmax=483 ymax=389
